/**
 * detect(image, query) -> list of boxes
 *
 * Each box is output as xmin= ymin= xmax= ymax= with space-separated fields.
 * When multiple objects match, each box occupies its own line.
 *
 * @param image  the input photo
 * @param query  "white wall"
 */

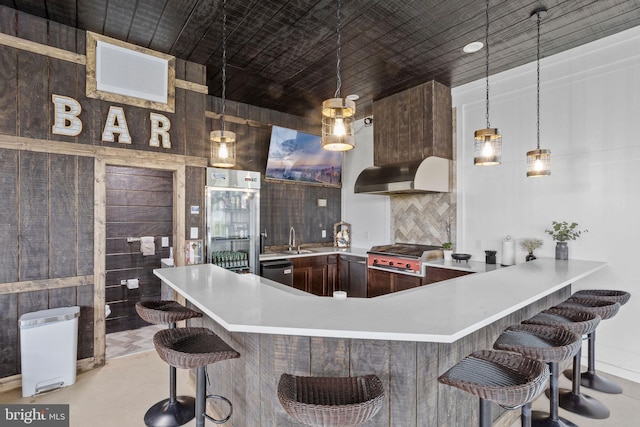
xmin=341 ymin=119 xmax=391 ymax=247
xmin=453 ymin=25 xmax=640 ymax=382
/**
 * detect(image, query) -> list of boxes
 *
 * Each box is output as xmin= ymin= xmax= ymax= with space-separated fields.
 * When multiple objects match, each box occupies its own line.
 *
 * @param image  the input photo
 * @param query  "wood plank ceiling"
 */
xmin=2 ymin=0 xmax=639 ymax=119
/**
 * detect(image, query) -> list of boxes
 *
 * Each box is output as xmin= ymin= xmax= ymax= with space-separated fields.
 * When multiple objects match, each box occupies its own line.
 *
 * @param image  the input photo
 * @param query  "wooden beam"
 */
xmin=0 ymin=32 xmax=85 ymax=64
xmin=205 ymin=110 xmax=270 ymax=128
xmin=0 ymin=275 xmax=93 ymax=295
xmin=93 ymin=158 xmax=107 ymax=366
xmin=176 ymin=79 xmax=208 ymax=94
xmin=0 ymin=134 xmax=208 ymax=168
xmin=173 ymin=165 xmax=187 ymax=308
xmin=174 ymin=165 xmax=186 ymax=268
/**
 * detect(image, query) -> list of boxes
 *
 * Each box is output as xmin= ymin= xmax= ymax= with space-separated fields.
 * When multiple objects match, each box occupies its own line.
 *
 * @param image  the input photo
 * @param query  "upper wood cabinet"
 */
xmin=373 ymin=80 xmax=452 ymax=166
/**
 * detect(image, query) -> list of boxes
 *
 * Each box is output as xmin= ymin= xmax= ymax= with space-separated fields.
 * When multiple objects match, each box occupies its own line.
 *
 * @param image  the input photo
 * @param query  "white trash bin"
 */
xmin=19 ymin=306 xmax=80 ymax=397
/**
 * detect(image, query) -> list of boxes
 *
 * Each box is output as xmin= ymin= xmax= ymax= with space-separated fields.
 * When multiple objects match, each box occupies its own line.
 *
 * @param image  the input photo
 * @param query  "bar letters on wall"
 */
xmin=51 ymin=94 xmax=172 ymax=148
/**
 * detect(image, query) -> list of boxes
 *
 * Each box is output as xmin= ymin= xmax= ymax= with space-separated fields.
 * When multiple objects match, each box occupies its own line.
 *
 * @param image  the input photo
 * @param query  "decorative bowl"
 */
xmin=451 ymin=253 xmax=471 ymax=262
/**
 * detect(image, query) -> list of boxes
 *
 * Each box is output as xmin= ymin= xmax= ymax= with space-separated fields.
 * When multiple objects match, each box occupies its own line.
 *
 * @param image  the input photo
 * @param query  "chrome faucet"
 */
xmin=289 ymin=227 xmax=296 ymax=251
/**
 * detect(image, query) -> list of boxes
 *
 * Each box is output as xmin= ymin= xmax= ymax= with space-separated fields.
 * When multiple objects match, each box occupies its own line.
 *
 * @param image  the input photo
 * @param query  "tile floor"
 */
xmin=105 ymin=325 xmax=164 ymax=359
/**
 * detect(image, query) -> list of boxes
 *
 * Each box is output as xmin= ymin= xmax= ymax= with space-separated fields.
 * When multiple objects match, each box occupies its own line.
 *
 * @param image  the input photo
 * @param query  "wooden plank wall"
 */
xmin=261 ymin=182 xmax=340 ymax=247
xmin=0 ymin=5 xmax=208 ymax=383
xmin=207 ymin=97 xmax=342 ymax=248
xmin=0 ymin=6 xmax=206 ymax=155
xmin=104 ymin=166 xmax=173 ymax=333
xmin=0 ymin=149 xmax=95 ymax=377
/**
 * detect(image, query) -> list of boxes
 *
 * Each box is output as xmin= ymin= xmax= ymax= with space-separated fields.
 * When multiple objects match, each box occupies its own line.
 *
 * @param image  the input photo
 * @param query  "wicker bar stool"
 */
xmin=524 ymin=307 xmax=608 ymax=419
xmin=438 ymin=350 xmax=548 ymax=427
xmin=154 ymin=327 xmax=240 ymax=427
xmin=556 ymin=297 xmax=622 ymax=394
xmin=563 ymin=290 xmax=630 ymax=394
xmin=493 ymin=324 xmax=581 ymax=427
xmin=135 ymin=300 xmax=203 ymax=427
xmin=277 ymin=373 xmax=385 ymax=426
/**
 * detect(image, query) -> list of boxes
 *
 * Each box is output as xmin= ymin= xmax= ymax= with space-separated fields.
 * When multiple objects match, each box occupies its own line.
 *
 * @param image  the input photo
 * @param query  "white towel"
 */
xmin=140 ymin=236 xmax=155 ymax=256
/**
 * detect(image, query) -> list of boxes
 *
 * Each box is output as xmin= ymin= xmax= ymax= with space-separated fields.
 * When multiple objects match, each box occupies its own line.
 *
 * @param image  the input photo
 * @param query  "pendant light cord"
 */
xmin=221 ymin=0 xmax=228 ymax=133
xmin=536 ymin=10 xmax=541 ymax=150
xmin=334 ymin=0 xmax=342 ymax=98
xmin=485 ymin=0 xmax=490 ymax=128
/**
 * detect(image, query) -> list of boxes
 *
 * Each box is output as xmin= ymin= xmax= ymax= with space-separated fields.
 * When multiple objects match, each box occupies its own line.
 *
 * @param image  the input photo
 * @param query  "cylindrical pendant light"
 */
xmin=210 ymin=0 xmax=236 ymax=168
xmin=474 ymin=0 xmax=502 ymax=166
xmin=322 ymin=0 xmax=355 ymax=151
xmin=527 ymin=7 xmax=551 ymax=177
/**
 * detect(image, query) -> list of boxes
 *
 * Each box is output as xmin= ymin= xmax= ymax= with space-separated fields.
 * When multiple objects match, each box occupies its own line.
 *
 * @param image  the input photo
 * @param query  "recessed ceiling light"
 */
xmin=463 ymin=41 xmax=484 ymax=53
xmin=346 ymin=94 xmax=359 ymax=101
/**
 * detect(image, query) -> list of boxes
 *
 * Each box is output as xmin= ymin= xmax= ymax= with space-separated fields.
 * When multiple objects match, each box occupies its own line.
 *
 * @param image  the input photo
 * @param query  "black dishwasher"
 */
xmin=260 ymin=260 xmax=293 ymax=287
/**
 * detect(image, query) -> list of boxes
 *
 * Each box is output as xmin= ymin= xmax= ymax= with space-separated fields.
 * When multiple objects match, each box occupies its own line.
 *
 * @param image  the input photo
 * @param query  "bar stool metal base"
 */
xmin=552 ymin=389 xmax=610 ymax=419
xmin=143 ymin=396 xmax=196 ymax=427
xmin=564 ymin=369 xmax=623 ymax=394
xmin=531 ymin=411 xmax=578 ymax=427
xmin=552 ymin=347 xmax=609 ymax=419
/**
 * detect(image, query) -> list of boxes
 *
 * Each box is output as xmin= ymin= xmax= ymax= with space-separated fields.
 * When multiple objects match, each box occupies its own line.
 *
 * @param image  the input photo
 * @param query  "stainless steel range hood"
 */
xmin=354 ymin=156 xmax=450 ymax=194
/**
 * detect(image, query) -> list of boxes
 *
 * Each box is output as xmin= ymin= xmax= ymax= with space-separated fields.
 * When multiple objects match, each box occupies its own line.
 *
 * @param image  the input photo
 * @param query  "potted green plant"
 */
xmin=544 ymin=221 xmax=587 ymax=260
xmin=520 ymin=238 xmax=543 ymax=262
xmin=442 ymin=242 xmax=453 ymax=261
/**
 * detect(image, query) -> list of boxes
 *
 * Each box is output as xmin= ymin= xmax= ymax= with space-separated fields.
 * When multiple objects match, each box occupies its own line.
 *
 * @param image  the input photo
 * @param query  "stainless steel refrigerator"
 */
xmin=205 ymin=168 xmax=261 ymax=274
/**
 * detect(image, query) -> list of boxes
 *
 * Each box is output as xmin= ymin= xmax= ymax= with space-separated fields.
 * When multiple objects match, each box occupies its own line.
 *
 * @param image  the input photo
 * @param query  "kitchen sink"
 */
xmin=280 ymin=249 xmax=313 ymax=255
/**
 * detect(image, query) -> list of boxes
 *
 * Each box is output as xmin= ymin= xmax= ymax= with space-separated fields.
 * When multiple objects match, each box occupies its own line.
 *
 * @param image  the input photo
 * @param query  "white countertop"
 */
xmin=154 ymin=258 xmax=606 ymax=343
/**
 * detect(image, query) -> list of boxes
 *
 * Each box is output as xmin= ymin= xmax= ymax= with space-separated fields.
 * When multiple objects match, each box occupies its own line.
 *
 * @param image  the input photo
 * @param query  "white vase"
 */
xmin=444 ymin=250 xmax=453 ymax=261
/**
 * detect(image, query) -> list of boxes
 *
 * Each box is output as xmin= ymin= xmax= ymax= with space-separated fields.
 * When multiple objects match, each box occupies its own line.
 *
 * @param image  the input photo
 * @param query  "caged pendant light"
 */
xmin=210 ymin=0 xmax=236 ymax=168
xmin=526 ymin=7 xmax=551 ymax=177
xmin=321 ymin=0 xmax=355 ymax=151
xmin=474 ymin=0 xmax=502 ymax=166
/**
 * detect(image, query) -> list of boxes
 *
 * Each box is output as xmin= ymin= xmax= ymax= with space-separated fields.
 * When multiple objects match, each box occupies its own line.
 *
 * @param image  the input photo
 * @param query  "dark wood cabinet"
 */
xmin=367 ymin=268 xmax=391 ymax=297
xmin=424 ymin=266 xmax=474 ymax=284
xmin=373 ymin=80 xmax=452 ymax=166
xmin=367 ymin=265 xmax=475 ymax=297
xmin=286 ymin=254 xmax=474 ymax=298
xmin=368 ymin=268 xmax=422 ymax=297
xmin=327 ymin=254 xmax=339 ymax=295
xmin=290 ymin=255 xmax=338 ymax=296
xmin=338 ymin=255 xmax=367 ymax=298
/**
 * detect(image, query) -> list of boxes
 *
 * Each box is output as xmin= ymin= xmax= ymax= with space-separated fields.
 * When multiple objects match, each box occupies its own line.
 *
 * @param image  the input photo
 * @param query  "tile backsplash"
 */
xmin=391 ymin=191 xmax=456 ymax=246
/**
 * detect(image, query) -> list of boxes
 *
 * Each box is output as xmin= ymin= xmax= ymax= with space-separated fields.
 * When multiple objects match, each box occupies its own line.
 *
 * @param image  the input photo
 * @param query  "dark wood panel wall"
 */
xmin=0 ymin=7 xmax=206 ymax=156
xmin=104 ymin=166 xmax=173 ymax=333
xmin=0 ymin=5 xmax=208 ymax=382
xmin=0 ymin=149 xmax=95 ymax=378
xmin=261 ymin=181 xmax=339 ymax=247
xmin=206 ymin=97 xmax=341 ymax=247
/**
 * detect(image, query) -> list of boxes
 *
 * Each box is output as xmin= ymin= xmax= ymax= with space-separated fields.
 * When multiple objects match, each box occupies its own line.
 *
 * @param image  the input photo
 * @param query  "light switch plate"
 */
xmin=190 ymin=227 xmax=198 ymax=239
xmin=322 ymin=230 xmax=326 ymax=238
xmin=161 ymin=236 xmax=169 ymax=247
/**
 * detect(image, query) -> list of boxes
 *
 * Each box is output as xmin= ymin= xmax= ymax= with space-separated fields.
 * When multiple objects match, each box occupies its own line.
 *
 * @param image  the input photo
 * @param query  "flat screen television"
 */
xmin=265 ymin=125 xmax=342 ymax=187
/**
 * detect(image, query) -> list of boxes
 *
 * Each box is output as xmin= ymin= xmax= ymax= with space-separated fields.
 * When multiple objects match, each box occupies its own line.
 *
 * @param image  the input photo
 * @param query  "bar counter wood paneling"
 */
xmin=156 ymin=260 xmax=606 ymax=426
xmin=194 ymin=289 xmax=569 ymax=427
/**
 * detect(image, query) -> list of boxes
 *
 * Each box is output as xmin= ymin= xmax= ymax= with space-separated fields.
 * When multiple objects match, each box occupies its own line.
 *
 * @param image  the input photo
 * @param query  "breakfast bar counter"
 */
xmin=154 ymin=258 xmax=606 ymax=426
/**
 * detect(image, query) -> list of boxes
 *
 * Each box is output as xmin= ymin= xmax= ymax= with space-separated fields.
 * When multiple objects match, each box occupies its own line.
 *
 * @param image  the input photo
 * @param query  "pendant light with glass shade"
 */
xmin=321 ymin=0 xmax=355 ymax=151
xmin=474 ymin=0 xmax=502 ymax=166
xmin=210 ymin=0 xmax=236 ymax=168
xmin=526 ymin=7 xmax=551 ymax=177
